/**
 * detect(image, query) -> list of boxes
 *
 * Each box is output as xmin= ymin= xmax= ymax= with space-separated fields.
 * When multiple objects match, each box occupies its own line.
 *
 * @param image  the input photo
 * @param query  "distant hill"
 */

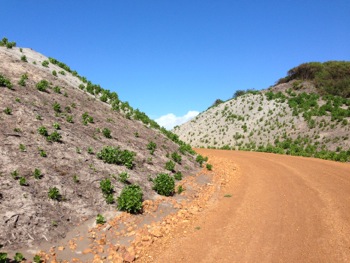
xmin=174 ymin=61 xmax=350 ymax=162
xmin=0 ymin=38 xmax=199 ymax=251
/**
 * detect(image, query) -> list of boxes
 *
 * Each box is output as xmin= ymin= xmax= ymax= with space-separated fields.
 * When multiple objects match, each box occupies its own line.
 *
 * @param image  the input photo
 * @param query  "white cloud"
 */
xmin=155 ymin=110 xmax=199 ymax=130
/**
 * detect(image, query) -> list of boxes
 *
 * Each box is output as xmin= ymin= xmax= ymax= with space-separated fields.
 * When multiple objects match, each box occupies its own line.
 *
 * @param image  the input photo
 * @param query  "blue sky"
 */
xmin=2 ymin=1 xmax=350 ymax=129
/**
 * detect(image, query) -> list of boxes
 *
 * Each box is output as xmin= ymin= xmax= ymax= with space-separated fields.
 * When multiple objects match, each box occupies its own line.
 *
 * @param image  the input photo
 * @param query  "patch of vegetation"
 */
xmin=33 ymin=255 xmax=42 ymax=263
xmin=41 ymin=60 xmax=49 ymax=67
xmin=36 ymin=79 xmax=49 ymax=92
xmin=52 ymin=102 xmax=61 ymax=113
xmin=3 ymin=107 xmax=12 ymax=115
xmin=96 ymin=214 xmax=106 ymax=224
xmin=38 ymin=126 xmax=48 ymax=136
xmin=18 ymin=73 xmax=28 ymax=86
xmin=14 ymin=252 xmax=24 ymax=263
xmin=52 ymin=70 xmax=57 ymax=76
xmin=147 ymin=141 xmax=157 ymax=155
xmin=165 ymin=160 xmax=175 ymax=172
xmin=53 ymin=122 xmax=60 ymax=130
xmin=33 ymin=168 xmax=42 ymax=179
xmin=118 ymin=172 xmax=129 ymax=184
xmin=0 ymin=37 xmax=16 ymax=48
xmin=21 ymin=55 xmax=27 ymax=62
xmin=48 ymin=187 xmax=61 ymax=201
xmin=97 ymin=146 xmax=135 ymax=169
xmin=233 ymin=89 xmax=259 ymax=98
xmin=206 ymin=163 xmax=213 ymax=171
xmin=171 ymin=152 xmax=182 ymax=164
xmin=100 ymin=178 xmax=114 ymax=204
xmin=0 ymin=73 xmax=13 ymax=89
xmin=102 ymin=128 xmax=112 ymax=138
xmin=47 ymin=131 xmax=62 ymax=143
xmin=277 ymin=61 xmax=350 ymax=98
xmin=82 ymin=112 xmax=94 ymax=125
xmin=117 ymin=184 xmax=143 ymax=214
xmin=195 ymin=155 xmax=208 ymax=167
xmin=19 ymin=177 xmax=27 ymax=186
xmin=174 ymin=171 xmax=183 ymax=180
xmin=153 ymin=173 xmax=175 ymax=196
xmin=177 ymin=185 xmax=184 ymax=194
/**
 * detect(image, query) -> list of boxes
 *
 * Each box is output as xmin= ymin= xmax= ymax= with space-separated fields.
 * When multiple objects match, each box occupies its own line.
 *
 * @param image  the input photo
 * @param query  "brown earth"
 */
xmin=141 ymin=149 xmax=350 ymax=263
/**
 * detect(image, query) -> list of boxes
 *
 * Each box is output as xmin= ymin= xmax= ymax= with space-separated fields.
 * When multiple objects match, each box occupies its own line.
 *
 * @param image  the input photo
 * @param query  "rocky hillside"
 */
xmin=174 ymin=62 xmax=350 ymax=162
xmin=0 ymin=40 xmax=199 ymax=251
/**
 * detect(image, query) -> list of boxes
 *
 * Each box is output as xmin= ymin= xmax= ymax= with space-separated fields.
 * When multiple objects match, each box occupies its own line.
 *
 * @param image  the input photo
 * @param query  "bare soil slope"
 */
xmin=144 ymin=149 xmax=350 ymax=262
xmin=0 ymin=46 xmax=199 ymax=251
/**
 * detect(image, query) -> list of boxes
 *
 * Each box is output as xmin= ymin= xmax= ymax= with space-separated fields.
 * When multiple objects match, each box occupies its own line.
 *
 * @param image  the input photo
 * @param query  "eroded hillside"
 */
xmin=0 ymin=44 xmax=199 ymax=251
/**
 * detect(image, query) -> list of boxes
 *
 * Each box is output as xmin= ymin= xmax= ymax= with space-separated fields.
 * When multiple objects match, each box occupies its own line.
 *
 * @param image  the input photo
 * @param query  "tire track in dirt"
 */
xmin=144 ymin=149 xmax=350 ymax=263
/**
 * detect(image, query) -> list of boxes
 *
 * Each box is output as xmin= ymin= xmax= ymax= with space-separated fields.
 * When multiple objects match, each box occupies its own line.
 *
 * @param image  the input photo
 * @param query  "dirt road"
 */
xmin=148 ymin=149 xmax=350 ymax=262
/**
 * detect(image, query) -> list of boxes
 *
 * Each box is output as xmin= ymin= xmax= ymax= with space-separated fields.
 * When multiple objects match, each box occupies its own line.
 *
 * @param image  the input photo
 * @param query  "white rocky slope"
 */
xmin=174 ymin=83 xmax=350 ymax=151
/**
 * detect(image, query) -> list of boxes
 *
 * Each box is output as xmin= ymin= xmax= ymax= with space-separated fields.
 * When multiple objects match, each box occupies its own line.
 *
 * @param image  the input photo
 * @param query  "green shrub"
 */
xmin=96 ymin=214 xmax=106 ymax=224
xmin=33 ymin=255 xmax=42 ymax=263
xmin=38 ymin=148 xmax=47 ymax=157
xmin=11 ymin=170 xmax=19 ymax=180
xmin=0 ymin=73 xmax=13 ymax=89
xmin=36 ymin=80 xmax=49 ymax=91
xmin=102 ymin=128 xmax=112 ymax=138
xmin=117 ymin=184 xmax=143 ymax=214
xmin=47 ymin=131 xmax=62 ymax=142
xmin=14 ymin=252 xmax=24 ymax=263
xmin=19 ymin=177 xmax=27 ymax=186
xmin=52 ymin=70 xmax=57 ymax=76
xmin=195 ymin=155 xmax=207 ymax=167
xmin=206 ymin=163 xmax=213 ymax=171
xmin=38 ymin=126 xmax=48 ymax=136
xmin=87 ymin=147 xmax=94 ymax=154
xmin=73 ymin=175 xmax=79 ymax=183
xmin=18 ymin=73 xmax=28 ymax=86
xmin=100 ymin=178 xmax=113 ymax=196
xmin=59 ymin=70 xmax=65 ymax=75
xmin=177 ymin=185 xmax=184 ymax=194
xmin=147 ymin=141 xmax=157 ymax=155
xmin=165 ymin=160 xmax=175 ymax=172
xmin=6 ymin=41 xmax=16 ymax=49
xmin=82 ymin=112 xmax=94 ymax=125
xmin=4 ymin=107 xmax=12 ymax=115
xmin=97 ymin=146 xmax=135 ymax=169
xmin=174 ymin=171 xmax=183 ymax=180
xmin=53 ymin=122 xmax=60 ymax=130
xmin=0 ymin=252 xmax=8 ymax=263
xmin=33 ymin=168 xmax=42 ymax=179
xmin=41 ymin=60 xmax=49 ymax=67
xmin=52 ymin=102 xmax=61 ymax=113
xmin=48 ymin=187 xmax=61 ymax=200
xmin=19 ymin=144 xmax=26 ymax=152
xmin=118 ymin=172 xmax=129 ymax=184
xmin=66 ymin=115 xmax=73 ymax=123
xmin=0 ymin=37 xmax=8 ymax=46
xmin=171 ymin=152 xmax=182 ymax=164
xmin=79 ymin=84 xmax=85 ymax=90
xmin=153 ymin=173 xmax=175 ymax=196
xmin=53 ymin=86 xmax=61 ymax=93
xmin=21 ymin=55 xmax=27 ymax=62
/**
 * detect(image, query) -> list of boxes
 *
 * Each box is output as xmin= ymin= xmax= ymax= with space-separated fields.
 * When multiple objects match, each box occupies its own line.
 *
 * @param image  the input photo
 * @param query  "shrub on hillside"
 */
xmin=117 ymin=184 xmax=143 ymax=214
xmin=165 ymin=160 xmax=175 ymax=172
xmin=97 ymin=146 xmax=135 ymax=169
xmin=153 ymin=173 xmax=175 ymax=196
xmin=147 ymin=141 xmax=157 ymax=155
xmin=0 ymin=74 xmax=13 ymax=89
xmin=171 ymin=152 xmax=182 ymax=164
xmin=36 ymin=80 xmax=49 ymax=92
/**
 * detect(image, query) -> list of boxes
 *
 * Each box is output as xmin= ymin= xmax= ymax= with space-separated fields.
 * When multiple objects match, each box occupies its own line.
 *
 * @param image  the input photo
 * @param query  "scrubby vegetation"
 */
xmin=117 ymin=184 xmax=143 ymax=213
xmin=97 ymin=146 xmax=135 ymax=169
xmin=153 ymin=173 xmax=175 ymax=196
xmin=277 ymin=61 xmax=350 ymax=98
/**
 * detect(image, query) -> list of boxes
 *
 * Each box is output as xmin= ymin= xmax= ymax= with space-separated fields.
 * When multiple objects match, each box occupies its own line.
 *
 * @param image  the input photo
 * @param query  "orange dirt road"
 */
xmin=150 ymin=149 xmax=350 ymax=262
